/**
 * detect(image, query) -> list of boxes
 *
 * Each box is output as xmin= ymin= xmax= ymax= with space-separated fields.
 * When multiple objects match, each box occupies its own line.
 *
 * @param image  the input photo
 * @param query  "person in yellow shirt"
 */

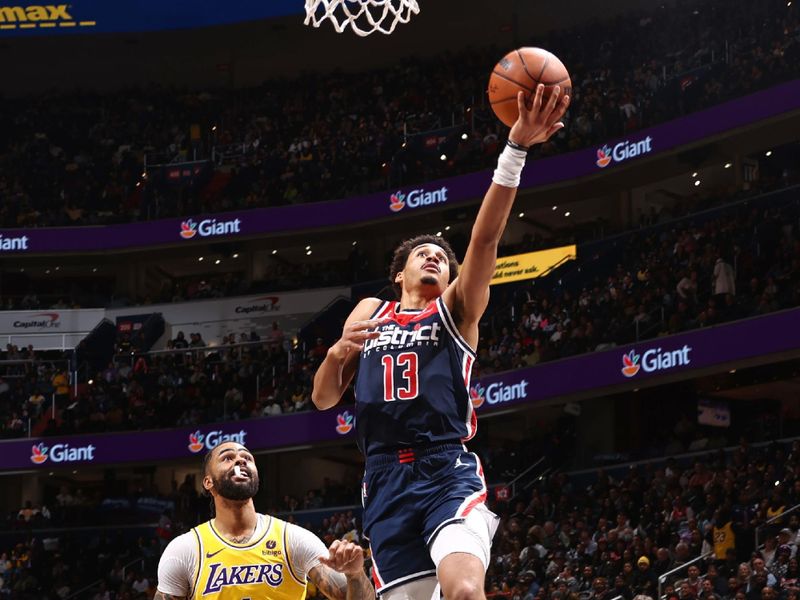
xmin=155 ymin=442 xmax=374 ymax=600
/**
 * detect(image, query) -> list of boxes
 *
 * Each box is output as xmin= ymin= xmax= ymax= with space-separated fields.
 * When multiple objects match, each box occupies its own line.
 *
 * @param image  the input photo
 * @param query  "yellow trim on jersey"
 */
xmin=191 ymin=527 xmax=203 ymax=597
xmin=192 ymin=514 xmax=307 ymax=600
xmin=283 ymin=521 xmax=305 ymax=585
xmin=208 ymin=515 xmax=272 ymax=549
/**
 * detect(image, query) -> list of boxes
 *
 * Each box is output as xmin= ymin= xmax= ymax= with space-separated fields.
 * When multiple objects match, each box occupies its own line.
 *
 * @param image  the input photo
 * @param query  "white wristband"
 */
xmin=492 ymin=144 xmax=527 ymax=188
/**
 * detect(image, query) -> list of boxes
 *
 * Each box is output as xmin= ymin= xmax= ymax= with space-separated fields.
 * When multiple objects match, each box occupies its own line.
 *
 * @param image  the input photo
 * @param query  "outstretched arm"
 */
xmin=312 ymin=298 xmax=383 ymax=410
xmin=443 ymin=85 xmax=570 ymax=343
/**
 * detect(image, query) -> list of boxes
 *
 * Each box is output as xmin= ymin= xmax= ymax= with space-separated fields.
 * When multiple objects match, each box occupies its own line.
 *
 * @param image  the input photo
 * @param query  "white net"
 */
xmin=304 ymin=0 xmax=420 ymax=37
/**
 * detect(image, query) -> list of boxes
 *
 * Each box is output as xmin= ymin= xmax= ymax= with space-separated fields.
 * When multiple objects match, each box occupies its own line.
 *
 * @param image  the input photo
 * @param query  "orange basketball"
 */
xmin=488 ymin=47 xmax=572 ymax=128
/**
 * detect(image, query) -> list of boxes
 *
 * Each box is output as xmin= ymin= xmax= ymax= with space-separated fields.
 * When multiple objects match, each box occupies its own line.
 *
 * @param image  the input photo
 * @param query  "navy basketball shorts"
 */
xmin=361 ymin=443 xmax=496 ymax=595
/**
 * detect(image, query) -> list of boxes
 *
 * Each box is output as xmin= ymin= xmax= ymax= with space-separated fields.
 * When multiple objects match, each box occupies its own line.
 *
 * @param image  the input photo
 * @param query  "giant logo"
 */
xmin=179 ymin=218 xmax=241 ymax=240
xmin=0 ymin=234 xmax=29 ymax=251
xmin=336 ymin=411 xmax=354 ymax=435
xmin=470 ymin=379 xmax=529 ymax=407
xmin=469 ymin=384 xmax=485 ymax=409
xmin=30 ymin=441 xmax=96 ymax=465
xmin=187 ymin=429 xmax=247 ymax=454
xmin=388 ymin=186 xmax=448 ymax=213
xmin=596 ymin=136 xmax=653 ymax=168
xmin=621 ymin=344 xmax=692 ymax=378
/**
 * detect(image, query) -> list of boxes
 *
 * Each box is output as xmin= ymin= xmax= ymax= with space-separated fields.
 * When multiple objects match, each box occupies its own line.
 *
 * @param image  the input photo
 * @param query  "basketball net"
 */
xmin=304 ymin=0 xmax=420 ymax=37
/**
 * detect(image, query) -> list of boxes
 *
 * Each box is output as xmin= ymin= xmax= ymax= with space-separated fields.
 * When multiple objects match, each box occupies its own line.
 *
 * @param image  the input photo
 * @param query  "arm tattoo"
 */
xmin=310 ymin=565 xmax=375 ymax=600
xmin=153 ymin=592 xmax=187 ymax=600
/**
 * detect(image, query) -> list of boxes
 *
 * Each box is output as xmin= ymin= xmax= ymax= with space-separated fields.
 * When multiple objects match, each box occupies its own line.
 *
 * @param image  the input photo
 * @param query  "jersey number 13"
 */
xmin=381 ymin=352 xmax=419 ymax=401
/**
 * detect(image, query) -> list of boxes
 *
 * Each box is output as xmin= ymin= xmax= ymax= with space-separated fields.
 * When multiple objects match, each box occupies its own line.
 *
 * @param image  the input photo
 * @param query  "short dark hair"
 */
xmin=389 ymin=235 xmax=458 ymax=298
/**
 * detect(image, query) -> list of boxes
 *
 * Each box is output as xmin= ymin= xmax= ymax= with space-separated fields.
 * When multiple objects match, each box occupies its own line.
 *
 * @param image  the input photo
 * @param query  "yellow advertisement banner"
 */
xmin=490 ymin=245 xmax=577 ymax=286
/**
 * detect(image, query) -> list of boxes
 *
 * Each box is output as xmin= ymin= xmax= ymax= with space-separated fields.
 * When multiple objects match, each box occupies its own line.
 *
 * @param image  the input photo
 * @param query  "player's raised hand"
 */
xmin=334 ymin=318 xmax=388 ymax=355
xmin=319 ymin=539 xmax=366 ymax=577
xmin=509 ymin=84 xmax=570 ymax=148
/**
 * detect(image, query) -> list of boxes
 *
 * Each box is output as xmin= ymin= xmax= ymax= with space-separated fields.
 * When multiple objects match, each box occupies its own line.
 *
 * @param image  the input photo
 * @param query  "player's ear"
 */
xmin=203 ymin=474 xmax=214 ymax=495
xmin=395 ymin=271 xmax=403 ymax=284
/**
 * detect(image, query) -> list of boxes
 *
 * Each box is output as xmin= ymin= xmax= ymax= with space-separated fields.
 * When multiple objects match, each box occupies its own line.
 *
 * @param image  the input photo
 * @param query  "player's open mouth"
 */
xmin=232 ymin=466 xmax=250 ymax=480
xmin=423 ymin=264 xmax=440 ymax=273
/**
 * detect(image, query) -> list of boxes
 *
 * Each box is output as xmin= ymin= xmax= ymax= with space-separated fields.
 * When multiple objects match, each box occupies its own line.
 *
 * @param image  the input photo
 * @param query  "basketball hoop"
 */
xmin=304 ymin=0 xmax=420 ymax=37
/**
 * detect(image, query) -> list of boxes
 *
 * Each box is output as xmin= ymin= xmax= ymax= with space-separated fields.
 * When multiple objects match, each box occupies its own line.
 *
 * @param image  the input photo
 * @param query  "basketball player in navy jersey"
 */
xmin=313 ymin=85 xmax=569 ymax=600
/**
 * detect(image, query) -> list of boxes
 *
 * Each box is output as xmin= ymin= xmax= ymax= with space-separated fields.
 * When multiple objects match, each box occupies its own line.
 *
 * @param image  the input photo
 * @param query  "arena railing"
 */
xmin=754 ymin=502 xmax=800 ymax=550
xmin=64 ymin=555 xmax=146 ymax=600
xmin=657 ymin=551 xmax=714 ymax=600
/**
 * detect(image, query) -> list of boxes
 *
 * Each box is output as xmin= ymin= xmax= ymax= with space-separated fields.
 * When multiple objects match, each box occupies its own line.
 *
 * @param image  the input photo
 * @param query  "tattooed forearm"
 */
xmin=311 ymin=565 xmax=349 ymax=600
xmin=310 ymin=563 xmax=375 ymax=600
xmin=153 ymin=592 xmax=187 ymax=600
xmin=346 ymin=570 xmax=376 ymax=600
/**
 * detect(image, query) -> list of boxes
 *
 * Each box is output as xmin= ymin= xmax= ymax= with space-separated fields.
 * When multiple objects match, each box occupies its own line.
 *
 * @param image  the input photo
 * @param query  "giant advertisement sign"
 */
xmin=0 ymin=0 xmax=302 ymax=37
xmin=1 ymin=308 xmax=799 ymax=472
xmin=0 ymin=80 xmax=797 ymax=254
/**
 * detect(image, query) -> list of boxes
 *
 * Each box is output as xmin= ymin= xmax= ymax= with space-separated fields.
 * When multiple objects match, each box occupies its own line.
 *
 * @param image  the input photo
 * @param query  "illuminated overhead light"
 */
xmin=72 ymin=470 xmax=77 ymax=474
xmin=45 ymin=269 xmax=50 ymax=274
xmin=212 ymin=125 xmax=217 ymax=131
xmin=765 ymin=150 xmax=773 ymax=157
xmin=692 ymin=172 xmax=698 ymax=178
xmin=466 ymin=107 xmax=471 ymax=112
xmin=445 ymin=226 xmax=450 ymax=231
xmin=141 ymin=172 xmax=147 ymax=178
xmin=88 ymin=379 xmax=94 ymax=385
xmin=694 ymin=180 xmax=701 ymax=186
xmin=724 ymin=162 xmax=732 ymax=169
xmin=19 ymin=268 xmax=24 ymax=272
xmin=55 ymin=266 xmax=60 ymax=271
xmin=136 ymin=182 xmax=141 ymax=187
xmin=729 ymin=369 xmax=736 ymax=374
xmin=232 ymin=253 xmax=239 ymax=259
xmin=92 ymin=268 xmax=97 ymax=273
xmin=198 ymin=257 xmax=204 ymax=262
xmin=215 ymin=259 xmax=221 ymax=265
xmin=461 ymin=133 xmax=468 ymax=140
xmin=401 ymin=142 xmax=407 ymax=148
xmin=352 ymin=241 xmax=357 ymax=246
xmin=440 ymin=154 xmax=447 ymax=161
xmin=305 ymin=245 xmax=311 ymax=250
xmin=306 ymin=250 xmax=313 ymax=256
xmin=776 ymin=480 xmax=781 ymax=487
xmin=519 ymin=212 xmax=525 ymax=218
xmin=436 ymin=231 xmax=442 ymax=236
xmin=381 ymin=162 xmax=387 ymax=168
xmin=552 ymin=205 xmax=557 ymax=211
xmin=564 ymin=211 xmax=571 ymax=217
xmin=272 ymin=250 xmax=277 ymax=255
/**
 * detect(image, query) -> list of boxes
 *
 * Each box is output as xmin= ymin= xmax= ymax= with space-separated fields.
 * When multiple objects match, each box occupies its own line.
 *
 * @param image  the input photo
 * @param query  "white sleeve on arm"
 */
xmin=286 ymin=522 xmax=329 ymax=581
xmin=157 ymin=531 xmax=198 ymax=597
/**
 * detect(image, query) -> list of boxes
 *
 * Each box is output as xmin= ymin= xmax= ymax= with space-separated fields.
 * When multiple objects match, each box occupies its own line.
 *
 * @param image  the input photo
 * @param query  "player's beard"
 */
xmin=213 ymin=469 xmax=259 ymax=501
xmin=420 ymin=275 xmax=439 ymax=286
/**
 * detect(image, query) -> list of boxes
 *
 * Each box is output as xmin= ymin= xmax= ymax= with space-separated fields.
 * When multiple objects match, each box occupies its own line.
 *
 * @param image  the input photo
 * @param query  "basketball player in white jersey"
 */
xmin=155 ymin=441 xmax=374 ymax=600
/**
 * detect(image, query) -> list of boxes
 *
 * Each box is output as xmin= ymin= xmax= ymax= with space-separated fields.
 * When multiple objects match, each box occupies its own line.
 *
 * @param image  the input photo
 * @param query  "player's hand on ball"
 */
xmin=509 ymin=84 xmax=570 ymax=148
xmin=319 ymin=540 xmax=365 ymax=577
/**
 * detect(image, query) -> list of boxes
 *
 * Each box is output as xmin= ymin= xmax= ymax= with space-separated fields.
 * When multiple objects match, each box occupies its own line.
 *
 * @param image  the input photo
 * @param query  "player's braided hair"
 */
xmin=389 ymin=235 xmax=458 ymax=298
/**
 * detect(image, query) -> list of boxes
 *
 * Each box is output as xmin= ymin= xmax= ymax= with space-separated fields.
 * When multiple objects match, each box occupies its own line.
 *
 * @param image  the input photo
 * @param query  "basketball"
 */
xmin=488 ymin=47 xmax=572 ymax=128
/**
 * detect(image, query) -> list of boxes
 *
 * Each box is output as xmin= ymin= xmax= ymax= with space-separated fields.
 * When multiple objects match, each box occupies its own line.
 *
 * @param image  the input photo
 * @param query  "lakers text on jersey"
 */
xmin=191 ymin=515 xmax=306 ymax=600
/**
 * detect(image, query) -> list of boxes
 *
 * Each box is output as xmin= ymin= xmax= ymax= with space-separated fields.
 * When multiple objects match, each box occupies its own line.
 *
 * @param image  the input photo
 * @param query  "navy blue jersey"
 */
xmin=354 ymin=297 xmax=477 ymax=456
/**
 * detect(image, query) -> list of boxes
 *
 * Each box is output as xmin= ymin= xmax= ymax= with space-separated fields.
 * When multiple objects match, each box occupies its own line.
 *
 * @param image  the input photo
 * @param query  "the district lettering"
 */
xmin=363 ymin=323 xmax=441 ymax=352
